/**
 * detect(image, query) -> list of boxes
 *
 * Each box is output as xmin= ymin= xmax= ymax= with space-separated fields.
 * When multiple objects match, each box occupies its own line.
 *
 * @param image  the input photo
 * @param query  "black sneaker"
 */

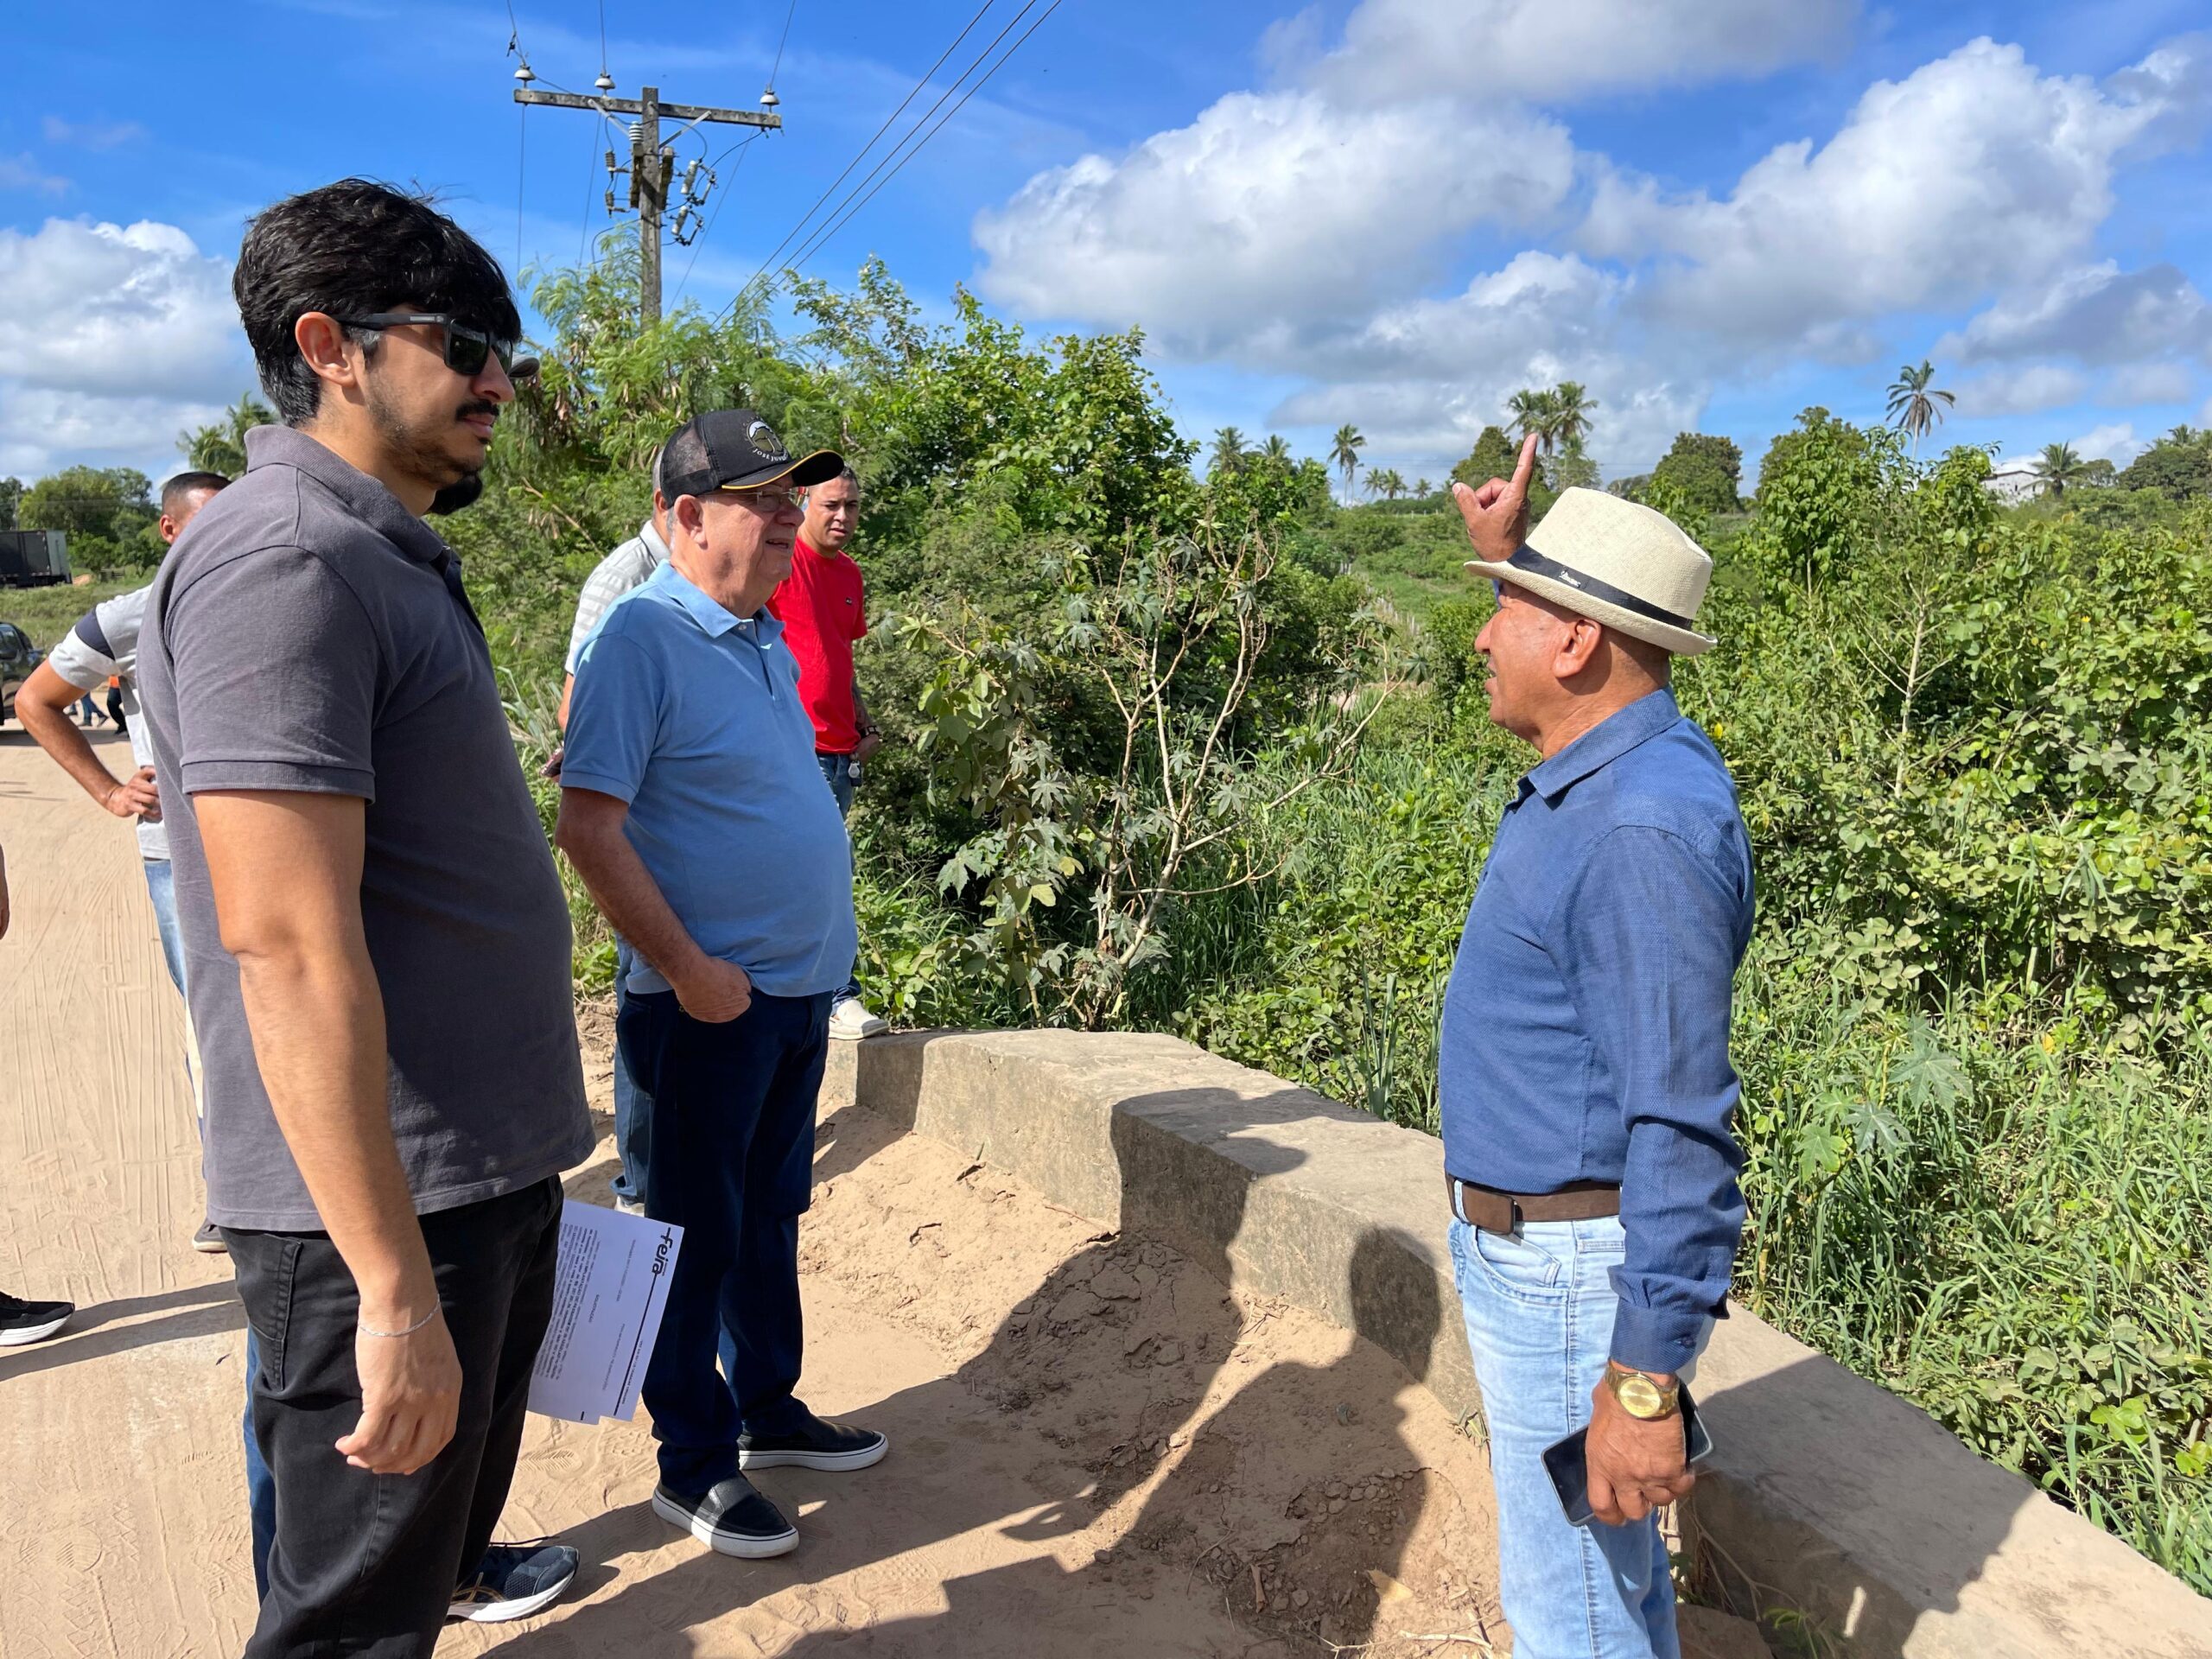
xmin=192 ymin=1221 xmax=228 ymax=1255
xmin=652 ymin=1476 xmax=798 ymax=1558
xmin=738 ymin=1409 xmax=888 ymax=1473
xmin=0 ymin=1291 xmax=73 ymax=1347
xmin=448 ymin=1541 xmax=580 ymax=1623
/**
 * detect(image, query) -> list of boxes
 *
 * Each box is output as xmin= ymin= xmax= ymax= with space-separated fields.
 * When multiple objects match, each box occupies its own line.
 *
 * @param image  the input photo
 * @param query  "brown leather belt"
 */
xmin=1446 ymin=1173 xmax=1620 ymax=1232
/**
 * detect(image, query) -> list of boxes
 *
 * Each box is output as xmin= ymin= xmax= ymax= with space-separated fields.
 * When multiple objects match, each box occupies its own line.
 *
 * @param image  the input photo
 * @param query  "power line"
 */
xmin=779 ymin=0 xmax=1062 ymax=283
xmin=767 ymin=0 xmax=799 ymax=90
xmin=722 ymin=0 xmax=1001 ymax=319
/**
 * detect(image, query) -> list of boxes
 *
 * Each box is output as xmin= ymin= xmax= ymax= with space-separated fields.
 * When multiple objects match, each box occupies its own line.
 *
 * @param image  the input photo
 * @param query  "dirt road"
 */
xmin=0 ymin=729 xmax=1503 ymax=1656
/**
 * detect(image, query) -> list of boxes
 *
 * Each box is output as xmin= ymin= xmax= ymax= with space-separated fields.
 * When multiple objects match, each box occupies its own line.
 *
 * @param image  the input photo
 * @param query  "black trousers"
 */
xmin=224 ymin=1177 xmax=563 ymax=1657
xmin=620 ymin=987 xmax=830 ymax=1492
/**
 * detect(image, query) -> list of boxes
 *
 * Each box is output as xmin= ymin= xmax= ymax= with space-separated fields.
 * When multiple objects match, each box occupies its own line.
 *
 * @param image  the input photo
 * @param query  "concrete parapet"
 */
xmin=822 ymin=1030 xmax=2209 ymax=1658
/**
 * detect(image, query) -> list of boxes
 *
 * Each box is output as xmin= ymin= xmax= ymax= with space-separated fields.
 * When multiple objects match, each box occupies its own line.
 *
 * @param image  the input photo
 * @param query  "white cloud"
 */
xmin=2069 ymin=422 xmax=2145 ymax=464
xmin=1582 ymin=38 xmax=2206 ymax=350
xmin=1306 ymin=0 xmax=1855 ymax=105
xmin=1953 ymin=363 xmax=2090 ymax=416
xmin=0 ymin=219 xmax=251 ymax=480
xmin=2103 ymin=362 xmax=2196 ymax=405
xmin=969 ymin=15 xmax=2210 ymax=480
xmin=41 ymin=117 xmax=144 ymax=150
xmin=975 ymin=91 xmax=1575 ymax=355
xmin=1939 ymin=261 xmax=2212 ymax=365
xmin=0 ymin=154 xmax=70 ymax=196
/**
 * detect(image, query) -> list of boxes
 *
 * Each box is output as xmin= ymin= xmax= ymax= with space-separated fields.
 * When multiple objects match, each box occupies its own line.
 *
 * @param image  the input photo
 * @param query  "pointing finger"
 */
xmin=1509 ymin=433 xmax=1538 ymax=499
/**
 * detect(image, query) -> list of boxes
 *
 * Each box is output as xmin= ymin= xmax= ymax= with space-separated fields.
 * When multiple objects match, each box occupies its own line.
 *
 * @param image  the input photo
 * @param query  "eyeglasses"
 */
xmin=340 ymin=313 xmax=537 ymax=381
xmin=717 ymin=486 xmax=804 ymax=514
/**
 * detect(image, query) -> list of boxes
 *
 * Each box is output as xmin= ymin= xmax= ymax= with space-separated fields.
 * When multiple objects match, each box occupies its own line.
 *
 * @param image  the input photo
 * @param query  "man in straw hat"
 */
xmin=1443 ymin=439 xmax=1754 ymax=1658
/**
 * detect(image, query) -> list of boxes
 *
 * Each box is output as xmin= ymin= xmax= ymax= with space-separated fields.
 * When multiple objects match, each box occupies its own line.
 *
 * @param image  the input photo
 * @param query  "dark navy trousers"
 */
xmin=620 ymin=985 xmax=830 ymax=1493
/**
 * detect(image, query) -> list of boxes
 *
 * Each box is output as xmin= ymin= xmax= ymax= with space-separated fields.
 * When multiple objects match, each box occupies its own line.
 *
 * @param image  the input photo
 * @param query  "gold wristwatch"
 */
xmin=1603 ymin=1363 xmax=1681 ymax=1421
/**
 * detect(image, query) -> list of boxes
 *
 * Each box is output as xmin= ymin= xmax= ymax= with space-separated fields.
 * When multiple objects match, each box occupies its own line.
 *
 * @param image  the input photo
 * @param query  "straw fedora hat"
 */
xmin=1464 ymin=486 xmax=1716 ymax=657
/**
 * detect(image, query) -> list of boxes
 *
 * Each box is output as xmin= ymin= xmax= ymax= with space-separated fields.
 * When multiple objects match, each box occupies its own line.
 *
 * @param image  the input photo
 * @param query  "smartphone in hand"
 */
xmin=1541 ymin=1383 xmax=1713 ymax=1528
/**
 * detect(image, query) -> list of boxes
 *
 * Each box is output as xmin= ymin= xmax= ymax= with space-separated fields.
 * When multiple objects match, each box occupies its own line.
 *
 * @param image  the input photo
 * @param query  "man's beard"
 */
xmin=428 ymin=474 xmax=484 ymax=515
xmin=366 ymin=379 xmax=493 ymax=512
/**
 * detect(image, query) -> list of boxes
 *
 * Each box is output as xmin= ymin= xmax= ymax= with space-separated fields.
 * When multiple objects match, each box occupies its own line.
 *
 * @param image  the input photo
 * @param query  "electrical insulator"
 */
xmin=604 ymin=188 xmax=617 ymax=213
xmin=594 ymin=70 xmax=616 ymax=92
xmin=605 ymin=149 xmax=618 ymax=174
xmin=760 ymin=86 xmax=779 ymax=109
xmin=513 ymin=61 xmax=537 ymax=84
xmin=684 ymin=159 xmax=702 ymax=193
xmin=627 ymin=121 xmax=644 ymax=144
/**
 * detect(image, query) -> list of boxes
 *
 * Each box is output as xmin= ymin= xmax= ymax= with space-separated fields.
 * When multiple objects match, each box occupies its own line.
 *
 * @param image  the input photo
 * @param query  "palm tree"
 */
xmin=1885 ymin=361 xmax=1955 ymax=457
xmin=1362 ymin=465 xmax=1391 ymax=500
xmin=1508 ymin=387 xmax=1561 ymax=454
xmin=1331 ymin=423 xmax=1366 ymax=499
xmin=1209 ymin=426 xmax=1248 ymax=477
xmin=1262 ymin=435 xmax=1293 ymax=464
xmin=1550 ymin=382 xmax=1598 ymax=451
xmin=1370 ymin=468 xmax=1403 ymax=500
xmin=181 ymin=392 xmax=276 ymax=476
xmin=2034 ymin=442 xmax=2093 ymax=498
xmin=1414 ymin=477 xmax=1433 ymax=498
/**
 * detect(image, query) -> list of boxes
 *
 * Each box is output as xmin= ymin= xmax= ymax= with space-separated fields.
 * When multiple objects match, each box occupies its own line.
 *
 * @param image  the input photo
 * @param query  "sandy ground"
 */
xmin=0 ymin=728 xmax=1509 ymax=1656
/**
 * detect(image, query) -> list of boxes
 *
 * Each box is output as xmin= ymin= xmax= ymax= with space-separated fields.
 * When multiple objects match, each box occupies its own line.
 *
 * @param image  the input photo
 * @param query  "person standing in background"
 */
xmin=556 ymin=444 xmax=674 ymax=1216
xmin=18 ymin=467 xmax=230 ymax=1254
xmin=0 ymin=838 xmax=78 ymax=1348
xmin=768 ymin=464 xmax=887 ymax=1040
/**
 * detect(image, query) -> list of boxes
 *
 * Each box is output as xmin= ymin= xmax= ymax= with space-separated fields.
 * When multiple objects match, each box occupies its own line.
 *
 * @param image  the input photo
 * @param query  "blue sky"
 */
xmin=4 ymin=0 xmax=2209 ymax=492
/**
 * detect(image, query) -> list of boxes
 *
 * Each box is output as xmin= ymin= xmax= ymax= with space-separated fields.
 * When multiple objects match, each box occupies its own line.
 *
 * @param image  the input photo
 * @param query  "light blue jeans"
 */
xmin=147 ymin=856 xmax=278 ymax=1590
xmin=1450 ymin=1214 xmax=1681 ymax=1659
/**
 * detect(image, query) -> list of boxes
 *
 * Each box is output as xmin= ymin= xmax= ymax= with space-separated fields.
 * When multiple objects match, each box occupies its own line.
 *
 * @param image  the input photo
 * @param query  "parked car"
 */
xmin=1 ymin=620 xmax=44 ymax=724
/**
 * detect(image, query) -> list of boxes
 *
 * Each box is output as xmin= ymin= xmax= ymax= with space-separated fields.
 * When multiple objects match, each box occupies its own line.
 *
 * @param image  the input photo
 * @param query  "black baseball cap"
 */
xmin=658 ymin=409 xmax=845 ymax=498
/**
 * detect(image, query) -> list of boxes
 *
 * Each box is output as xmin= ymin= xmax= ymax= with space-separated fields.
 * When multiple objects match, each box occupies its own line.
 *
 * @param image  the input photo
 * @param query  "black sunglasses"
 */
xmin=340 ymin=313 xmax=538 ymax=382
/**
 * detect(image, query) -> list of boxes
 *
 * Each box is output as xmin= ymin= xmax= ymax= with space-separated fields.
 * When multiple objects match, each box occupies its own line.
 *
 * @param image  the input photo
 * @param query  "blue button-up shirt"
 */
xmin=562 ymin=562 xmax=858 ymax=1000
xmin=1440 ymin=688 xmax=1754 ymax=1372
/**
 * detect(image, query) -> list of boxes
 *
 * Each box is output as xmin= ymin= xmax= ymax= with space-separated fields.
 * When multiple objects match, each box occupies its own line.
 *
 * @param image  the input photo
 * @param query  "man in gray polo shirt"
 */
xmin=137 ymin=179 xmax=593 ymax=1654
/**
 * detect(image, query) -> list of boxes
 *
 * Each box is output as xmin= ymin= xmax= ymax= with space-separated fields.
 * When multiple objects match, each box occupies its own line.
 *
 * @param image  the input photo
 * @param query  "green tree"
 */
xmin=1547 ymin=439 xmax=1599 ymax=493
xmin=181 ymin=392 xmax=276 ymax=477
xmin=1885 ymin=360 xmax=1955 ymax=457
xmin=1751 ymin=407 xmax=1908 ymax=587
xmin=17 ymin=465 xmax=160 ymax=573
xmin=1261 ymin=434 xmax=1293 ymax=464
xmin=1376 ymin=467 xmax=1407 ymax=500
xmin=1209 ymin=426 xmax=1249 ymax=478
xmin=0 ymin=475 xmax=21 ymax=530
xmin=1414 ymin=477 xmax=1433 ymax=498
xmin=1508 ymin=386 xmax=1560 ymax=453
xmin=1361 ymin=465 xmax=1389 ymax=500
xmin=1649 ymin=432 xmax=1743 ymax=517
xmin=1451 ymin=425 xmax=1520 ymax=488
xmin=1550 ymin=382 xmax=1598 ymax=450
xmin=1331 ymin=423 xmax=1366 ymax=500
xmin=2118 ymin=427 xmax=2212 ymax=500
xmin=2034 ymin=442 xmax=2094 ymax=498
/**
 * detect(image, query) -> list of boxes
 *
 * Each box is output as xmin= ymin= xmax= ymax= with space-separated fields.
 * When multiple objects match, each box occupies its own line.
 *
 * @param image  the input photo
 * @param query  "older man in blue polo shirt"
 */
xmin=557 ymin=410 xmax=887 ymax=1562
xmin=1445 ymin=445 xmax=1754 ymax=1659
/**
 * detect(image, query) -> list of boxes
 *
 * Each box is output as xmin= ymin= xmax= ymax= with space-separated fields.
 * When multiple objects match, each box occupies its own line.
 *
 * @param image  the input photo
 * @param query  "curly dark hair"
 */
xmin=232 ymin=179 xmax=522 ymax=425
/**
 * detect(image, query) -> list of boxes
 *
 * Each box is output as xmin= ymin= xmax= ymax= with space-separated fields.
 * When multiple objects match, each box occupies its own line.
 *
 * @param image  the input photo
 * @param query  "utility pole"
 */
xmin=514 ymin=84 xmax=781 ymax=327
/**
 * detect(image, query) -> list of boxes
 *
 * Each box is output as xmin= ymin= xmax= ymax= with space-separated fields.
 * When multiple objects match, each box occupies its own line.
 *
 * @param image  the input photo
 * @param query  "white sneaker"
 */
xmin=829 ymin=996 xmax=888 ymax=1040
xmin=613 ymin=1197 xmax=645 ymax=1217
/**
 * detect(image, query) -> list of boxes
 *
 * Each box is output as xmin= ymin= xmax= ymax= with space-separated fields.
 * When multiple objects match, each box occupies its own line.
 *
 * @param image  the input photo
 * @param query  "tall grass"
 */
xmin=963 ymin=718 xmax=2212 ymax=1594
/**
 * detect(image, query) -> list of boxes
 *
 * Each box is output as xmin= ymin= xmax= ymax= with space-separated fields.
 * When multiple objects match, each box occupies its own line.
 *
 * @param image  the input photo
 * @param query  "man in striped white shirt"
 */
xmin=558 ymin=444 xmax=671 ymax=1214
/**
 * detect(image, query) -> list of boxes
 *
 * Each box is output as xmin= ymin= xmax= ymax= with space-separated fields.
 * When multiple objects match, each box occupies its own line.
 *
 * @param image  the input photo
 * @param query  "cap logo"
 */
xmin=747 ymin=420 xmax=789 ymax=461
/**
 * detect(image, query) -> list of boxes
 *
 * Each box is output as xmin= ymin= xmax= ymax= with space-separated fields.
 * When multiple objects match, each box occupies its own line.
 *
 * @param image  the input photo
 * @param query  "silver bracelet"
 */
xmin=359 ymin=1305 xmax=440 ymax=1339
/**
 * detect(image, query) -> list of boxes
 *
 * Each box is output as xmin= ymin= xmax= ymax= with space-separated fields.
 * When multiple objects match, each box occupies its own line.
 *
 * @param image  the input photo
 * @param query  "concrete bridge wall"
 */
xmin=823 ymin=1029 xmax=2209 ymax=1659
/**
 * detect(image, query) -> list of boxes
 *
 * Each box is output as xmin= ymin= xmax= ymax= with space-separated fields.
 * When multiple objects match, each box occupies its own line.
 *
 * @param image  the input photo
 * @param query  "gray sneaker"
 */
xmin=192 ymin=1221 xmax=228 ymax=1255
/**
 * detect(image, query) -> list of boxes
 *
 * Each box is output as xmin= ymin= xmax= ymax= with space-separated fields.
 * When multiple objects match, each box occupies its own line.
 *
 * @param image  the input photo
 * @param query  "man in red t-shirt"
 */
xmin=768 ymin=465 xmax=887 ymax=1039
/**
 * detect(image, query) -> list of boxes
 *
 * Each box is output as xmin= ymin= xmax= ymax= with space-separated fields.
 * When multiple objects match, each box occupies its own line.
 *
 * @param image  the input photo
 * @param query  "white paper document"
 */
xmin=528 ymin=1201 xmax=683 ymax=1425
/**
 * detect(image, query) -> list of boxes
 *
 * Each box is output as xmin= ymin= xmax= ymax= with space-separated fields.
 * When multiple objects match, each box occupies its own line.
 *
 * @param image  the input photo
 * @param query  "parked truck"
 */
xmin=0 ymin=529 xmax=72 ymax=588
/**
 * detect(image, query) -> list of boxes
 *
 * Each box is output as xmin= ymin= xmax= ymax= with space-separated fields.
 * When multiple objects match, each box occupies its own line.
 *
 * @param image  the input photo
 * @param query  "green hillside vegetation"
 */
xmin=176 ymin=251 xmax=2212 ymax=1598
